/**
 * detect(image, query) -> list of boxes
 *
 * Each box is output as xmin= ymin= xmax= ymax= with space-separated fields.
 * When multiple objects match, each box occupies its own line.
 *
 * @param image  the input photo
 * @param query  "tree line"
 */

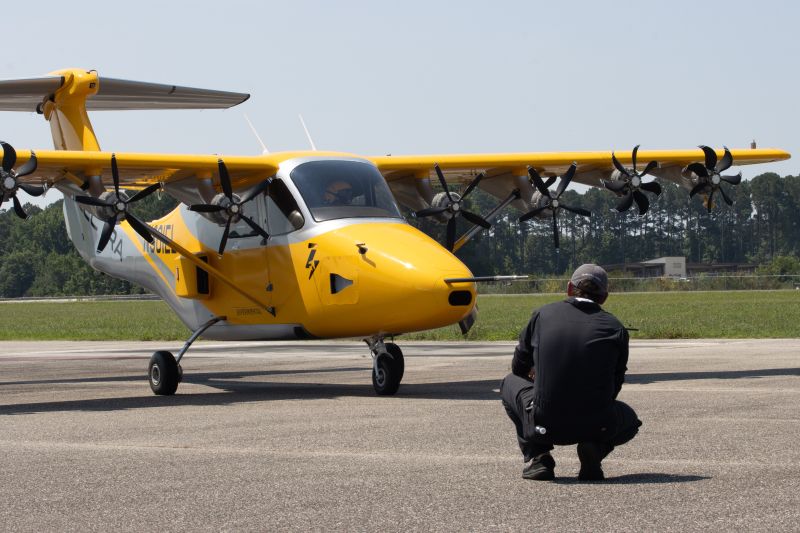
xmin=0 ymin=172 xmax=798 ymax=297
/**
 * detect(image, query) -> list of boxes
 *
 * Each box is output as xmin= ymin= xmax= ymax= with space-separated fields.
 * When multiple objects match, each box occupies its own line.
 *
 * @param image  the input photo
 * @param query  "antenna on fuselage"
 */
xmin=243 ymin=114 xmax=269 ymax=154
xmin=298 ymin=114 xmax=318 ymax=151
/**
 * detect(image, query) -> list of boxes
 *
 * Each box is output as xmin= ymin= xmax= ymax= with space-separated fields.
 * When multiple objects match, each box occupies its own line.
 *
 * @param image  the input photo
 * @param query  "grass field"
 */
xmin=0 ymin=291 xmax=798 ymax=341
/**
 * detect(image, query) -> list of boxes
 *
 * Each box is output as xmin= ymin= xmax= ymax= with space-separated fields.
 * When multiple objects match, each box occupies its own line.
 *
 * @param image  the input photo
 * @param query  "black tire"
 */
xmin=385 ymin=343 xmax=404 ymax=383
xmin=372 ymin=353 xmax=402 ymax=396
xmin=149 ymin=351 xmax=179 ymax=395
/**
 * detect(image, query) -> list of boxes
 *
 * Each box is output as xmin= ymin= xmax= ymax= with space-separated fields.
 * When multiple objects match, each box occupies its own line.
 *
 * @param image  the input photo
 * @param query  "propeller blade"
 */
xmin=75 ymin=195 xmax=113 ymax=208
xmin=616 ymin=191 xmax=634 ymax=212
xmin=519 ymin=205 xmax=549 ymax=222
xmin=603 ymin=179 xmax=628 ymax=193
xmin=699 ymin=145 xmax=717 ymax=171
xmin=717 ymin=146 xmax=733 ymax=172
xmin=415 ymin=205 xmax=449 ymax=217
xmin=239 ymin=178 xmax=271 ymax=204
xmin=188 ymin=204 xmax=225 ymax=213
xmin=527 ymin=167 xmax=551 ymax=197
xmin=12 ymin=195 xmax=27 ymax=219
xmin=718 ymin=185 xmax=733 ymax=206
xmin=707 ymin=190 xmax=715 ymax=213
xmin=434 ymin=164 xmax=454 ymax=202
xmin=611 ymin=152 xmax=630 ymax=177
xmin=687 ymin=162 xmax=709 ymax=178
xmin=218 ymin=217 xmax=232 ymax=255
xmin=461 ymin=210 xmax=491 ymax=229
xmin=461 ymin=172 xmax=484 ymax=200
xmin=555 ymin=163 xmax=577 ymax=198
xmin=218 ymin=159 xmax=233 ymax=200
xmin=446 ymin=217 xmax=456 ymax=251
xmin=561 ymin=204 xmax=591 ymax=217
xmin=127 ymin=182 xmax=161 ymax=203
xmin=1 ymin=141 xmax=17 ymax=171
xmin=640 ymin=181 xmax=662 ymax=196
xmin=633 ymin=190 xmax=650 ymax=215
xmin=97 ymin=220 xmax=116 ymax=253
xmin=543 ymin=176 xmax=557 ymax=189
xmin=14 ymin=151 xmax=37 ymax=177
xmin=240 ymin=214 xmax=270 ymax=240
xmin=552 ymin=212 xmax=560 ymax=249
xmin=110 ymin=154 xmax=120 ymax=197
xmin=640 ymin=160 xmax=658 ymax=177
xmin=689 ymin=183 xmax=706 ymax=198
xmin=19 ymin=183 xmax=45 ymax=197
xmin=721 ymin=173 xmax=742 ymax=185
xmin=631 ymin=145 xmax=640 ymax=173
xmin=125 ymin=213 xmax=155 ymax=244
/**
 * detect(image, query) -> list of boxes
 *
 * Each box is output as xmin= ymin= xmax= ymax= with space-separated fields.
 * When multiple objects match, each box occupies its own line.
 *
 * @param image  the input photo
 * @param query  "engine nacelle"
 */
xmin=427 ymin=191 xmax=461 ymax=223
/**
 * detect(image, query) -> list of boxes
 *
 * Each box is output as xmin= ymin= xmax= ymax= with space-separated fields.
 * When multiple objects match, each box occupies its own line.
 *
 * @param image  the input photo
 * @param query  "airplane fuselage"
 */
xmin=61 ymin=156 xmax=477 ymax=341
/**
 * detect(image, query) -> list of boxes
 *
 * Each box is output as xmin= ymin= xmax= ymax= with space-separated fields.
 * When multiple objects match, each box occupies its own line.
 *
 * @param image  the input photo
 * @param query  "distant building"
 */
xmin=602 ymin=256 xmax=756 ymax=278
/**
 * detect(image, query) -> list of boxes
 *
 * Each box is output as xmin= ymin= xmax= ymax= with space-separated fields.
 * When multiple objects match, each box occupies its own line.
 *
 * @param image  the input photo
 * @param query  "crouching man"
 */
xmin=501 ymin=264 xmax=642 ymax=481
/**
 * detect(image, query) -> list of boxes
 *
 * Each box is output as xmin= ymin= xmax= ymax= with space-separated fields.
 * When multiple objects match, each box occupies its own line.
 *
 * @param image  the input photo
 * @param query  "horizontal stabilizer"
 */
xmin=0 ymin=74 xmax=249 ymax=112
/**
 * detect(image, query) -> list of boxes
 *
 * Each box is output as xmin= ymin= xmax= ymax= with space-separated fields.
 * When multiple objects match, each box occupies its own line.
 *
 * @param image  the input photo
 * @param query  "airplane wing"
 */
xmin=369 ymin=147 xmax=790 ymax=213
xmin=8 ymin=149 xmax=280 ymax=191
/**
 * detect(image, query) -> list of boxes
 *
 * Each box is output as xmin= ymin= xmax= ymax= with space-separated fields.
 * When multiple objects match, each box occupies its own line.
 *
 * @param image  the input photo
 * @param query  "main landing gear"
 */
xmin=148 ymin=316 xmax=225 ymax=396
xmin=365 ymin=337 xmax=405 ymax=396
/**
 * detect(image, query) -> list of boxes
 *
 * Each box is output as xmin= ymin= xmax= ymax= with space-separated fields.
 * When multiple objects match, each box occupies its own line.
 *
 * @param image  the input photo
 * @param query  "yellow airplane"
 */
xmin=0 ymin=69 xmax=790 ymax=396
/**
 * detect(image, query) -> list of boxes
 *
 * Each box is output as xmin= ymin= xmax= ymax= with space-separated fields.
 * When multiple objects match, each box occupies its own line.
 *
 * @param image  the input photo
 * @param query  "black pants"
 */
xmin=501 ymin=373 xmax=641 ymax=461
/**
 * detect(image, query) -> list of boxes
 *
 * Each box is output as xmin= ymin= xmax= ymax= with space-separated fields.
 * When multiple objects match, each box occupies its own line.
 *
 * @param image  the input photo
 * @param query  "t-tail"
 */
xmin=0 ymin=68 xmax=248 ymax=277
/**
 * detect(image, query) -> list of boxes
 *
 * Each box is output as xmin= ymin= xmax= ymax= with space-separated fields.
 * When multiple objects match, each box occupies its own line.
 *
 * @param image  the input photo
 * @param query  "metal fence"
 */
xmin=477 ymin=275 xmax=800 ymax=294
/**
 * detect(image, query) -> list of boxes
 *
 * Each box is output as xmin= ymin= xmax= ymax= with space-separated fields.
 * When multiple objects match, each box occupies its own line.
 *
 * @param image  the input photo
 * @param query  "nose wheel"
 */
xmin=148 ymin=351 xmax=181 ymax=395
xmin=367 ymin=339 xmax=405 ymax=396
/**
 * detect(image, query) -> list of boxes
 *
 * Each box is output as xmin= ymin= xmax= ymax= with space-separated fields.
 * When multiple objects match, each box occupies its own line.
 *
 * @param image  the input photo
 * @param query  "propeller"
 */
xmin=688 ymin=146 xmax=742 ymax=212
xmin=519 ymin=163 xmax=591 ymax=249
xmin=603 ymin=145 xmax=661 ymax=215
xmin=188 ymin=159 xmax=270 ymax=255
xmin=0 ymin=141 xmax=45 ymax=220
xmin=415 ymin=163 xmax=491 ymax=251
xmin=74 ymin=154 xmax=161 ymax=253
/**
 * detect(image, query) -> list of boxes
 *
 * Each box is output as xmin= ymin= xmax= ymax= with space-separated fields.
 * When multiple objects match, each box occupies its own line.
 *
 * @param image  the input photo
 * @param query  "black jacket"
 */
xmin=511 ymin=297 xmax=629 ymax=442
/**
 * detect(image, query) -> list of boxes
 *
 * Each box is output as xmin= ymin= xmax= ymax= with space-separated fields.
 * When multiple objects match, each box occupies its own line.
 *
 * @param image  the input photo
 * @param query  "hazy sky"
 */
xmin=2 ymin=0 xmax=798 ymax=208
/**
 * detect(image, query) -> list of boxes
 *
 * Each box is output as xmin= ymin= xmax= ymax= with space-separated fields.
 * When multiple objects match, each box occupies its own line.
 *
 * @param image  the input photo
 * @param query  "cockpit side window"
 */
xmin=290 ymin=160 xmax=402 ymax=222
xmin=265 ymin=178 xmax=304 ymax=235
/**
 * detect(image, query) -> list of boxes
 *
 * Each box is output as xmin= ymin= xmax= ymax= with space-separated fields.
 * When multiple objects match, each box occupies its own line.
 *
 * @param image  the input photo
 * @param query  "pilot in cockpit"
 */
xmin=323 ymin=180 xmax=355 ymax=206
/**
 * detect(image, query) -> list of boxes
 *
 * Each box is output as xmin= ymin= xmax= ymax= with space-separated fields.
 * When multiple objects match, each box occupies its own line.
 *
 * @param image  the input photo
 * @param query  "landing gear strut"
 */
xmin=365 ymin=337 xmax=404 ymax=396
xmin=148 ymin=316 xmax=225 ymax=395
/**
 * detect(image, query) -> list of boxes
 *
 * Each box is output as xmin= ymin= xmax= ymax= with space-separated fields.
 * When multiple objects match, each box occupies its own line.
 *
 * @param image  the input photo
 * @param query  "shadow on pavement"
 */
xmin=628 ymin=367 xmax=799 ymax=384
xmin=2 ymin=365 xmax=798 ymax=415
xmin=0 ymin=378 xmax=504 ymax=415
xmin=555 ymin=473 xmax=709 ymax=484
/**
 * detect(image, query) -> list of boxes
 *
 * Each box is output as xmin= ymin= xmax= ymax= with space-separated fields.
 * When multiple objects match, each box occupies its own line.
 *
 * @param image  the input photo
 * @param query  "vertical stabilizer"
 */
xmin=41 ymin=69 xmax=102 ymax=151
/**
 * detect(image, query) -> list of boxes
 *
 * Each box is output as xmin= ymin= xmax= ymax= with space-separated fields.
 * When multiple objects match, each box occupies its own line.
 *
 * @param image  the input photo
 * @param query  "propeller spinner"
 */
xmin=603 ymin=145 xmax=662 ymax=215
xmin=688 ymin=146 xmax=742 ymax=212
xmin=414 ymin=164 xmax=491 ymax=252
xmin=519 ymin=163 xmax=591 ymax=249
xmin=0 ymin=141 xmax=45 ymax=219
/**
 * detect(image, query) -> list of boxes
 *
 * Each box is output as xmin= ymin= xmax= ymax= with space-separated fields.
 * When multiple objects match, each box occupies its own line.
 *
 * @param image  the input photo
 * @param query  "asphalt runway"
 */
xmin=1 ymin=339 xmax=798 ymax=531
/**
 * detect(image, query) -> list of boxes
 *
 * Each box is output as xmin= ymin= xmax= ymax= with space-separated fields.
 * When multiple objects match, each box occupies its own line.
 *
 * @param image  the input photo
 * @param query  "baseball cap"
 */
xmin=570 ymin=264 xmax=608 ymax=296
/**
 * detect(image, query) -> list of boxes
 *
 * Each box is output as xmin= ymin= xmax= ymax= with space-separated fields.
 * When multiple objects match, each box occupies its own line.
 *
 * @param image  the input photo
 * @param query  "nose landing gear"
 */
xmin=365 ymin=337 xmax=405 ymax=396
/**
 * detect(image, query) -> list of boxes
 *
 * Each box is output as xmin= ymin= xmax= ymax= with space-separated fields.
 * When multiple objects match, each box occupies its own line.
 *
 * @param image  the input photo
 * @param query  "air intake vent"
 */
xmin=448 ymin=291 xmax=472 ymax=306
xmin=330 ymin=273 xmax=354 ymax=294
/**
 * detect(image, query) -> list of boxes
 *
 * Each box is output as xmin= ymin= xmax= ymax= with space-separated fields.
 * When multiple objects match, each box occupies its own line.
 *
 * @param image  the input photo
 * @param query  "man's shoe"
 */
xmin=577 ymin=442 xmax=612 ymax=481
xmin=522 ymin=453 xmax=555 ymax=480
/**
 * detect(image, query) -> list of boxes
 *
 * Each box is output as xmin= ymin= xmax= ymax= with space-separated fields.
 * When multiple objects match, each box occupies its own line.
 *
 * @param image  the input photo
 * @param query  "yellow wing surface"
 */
xmin=370 ymin=147 xmax=789 ymax=185
xmin=8 ymin=146 xmax=790 ymax=204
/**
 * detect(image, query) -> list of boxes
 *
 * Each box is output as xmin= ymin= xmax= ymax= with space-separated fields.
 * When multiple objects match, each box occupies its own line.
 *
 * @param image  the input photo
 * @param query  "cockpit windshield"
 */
xmin=290 ymin=160 xmax=402 ymax=222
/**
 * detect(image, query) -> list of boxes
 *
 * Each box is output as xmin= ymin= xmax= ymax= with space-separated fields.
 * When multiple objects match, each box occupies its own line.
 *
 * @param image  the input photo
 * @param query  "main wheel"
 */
xmin=149 ymin=351 xmax=180 ymax=395
xmin=385 ymin=342 xmax=404 ymax=382
xmin=372 ymin=352 xmax=402 ymax=396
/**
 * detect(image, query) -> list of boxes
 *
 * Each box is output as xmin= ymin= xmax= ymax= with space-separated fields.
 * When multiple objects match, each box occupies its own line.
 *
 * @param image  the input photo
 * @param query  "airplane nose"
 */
xmin=306 ymin=221 xmax=476 ymax=337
